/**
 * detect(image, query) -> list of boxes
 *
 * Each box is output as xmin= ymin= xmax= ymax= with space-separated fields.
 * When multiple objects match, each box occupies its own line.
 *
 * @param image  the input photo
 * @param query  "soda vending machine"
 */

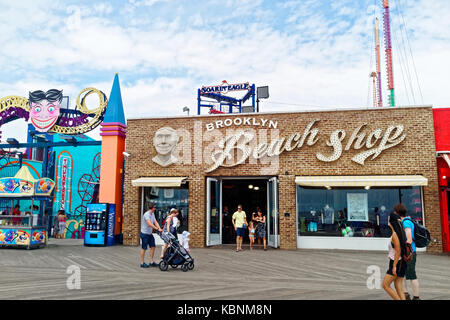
xmin=84 ymin=203 xmax=116 ymax=246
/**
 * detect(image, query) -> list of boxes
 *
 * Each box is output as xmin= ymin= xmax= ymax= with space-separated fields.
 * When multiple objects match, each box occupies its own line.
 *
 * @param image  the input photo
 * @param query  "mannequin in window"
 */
xmin=374 ymin=207 xmax=381 ymax=236
xmin=308 ymin=210 xmax=318 ymax=232
xmin=378 ymin=205 xmax=390 ymax=237
xmin=337 ymin=210 xmax=347 ymax=233
xmin=321 ymin=204 xmax=335 ymax=232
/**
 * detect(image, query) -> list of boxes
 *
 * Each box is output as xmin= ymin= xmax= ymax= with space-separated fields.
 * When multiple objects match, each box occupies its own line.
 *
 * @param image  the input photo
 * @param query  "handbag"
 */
xmin=402 ymin=243 xmax=413 ymax=262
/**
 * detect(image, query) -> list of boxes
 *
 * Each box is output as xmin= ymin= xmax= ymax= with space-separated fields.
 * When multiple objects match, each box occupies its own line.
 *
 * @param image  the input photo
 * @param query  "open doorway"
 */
xmin=221 ymin=179 xmax=267 ymax=244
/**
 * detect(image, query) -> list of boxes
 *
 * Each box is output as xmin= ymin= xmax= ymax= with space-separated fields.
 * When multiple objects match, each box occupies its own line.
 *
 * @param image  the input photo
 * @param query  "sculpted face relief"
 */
xmin=152 ymin=126 xmax=180 ymax=167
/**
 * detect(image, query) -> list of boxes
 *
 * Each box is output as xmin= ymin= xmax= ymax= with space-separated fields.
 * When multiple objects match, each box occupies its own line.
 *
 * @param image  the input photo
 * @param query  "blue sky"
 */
xmin=1 ymin=0 xmax=450 ymax=141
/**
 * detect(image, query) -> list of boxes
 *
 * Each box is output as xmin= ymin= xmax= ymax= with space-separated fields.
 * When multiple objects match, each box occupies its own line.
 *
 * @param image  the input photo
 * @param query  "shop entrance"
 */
xmin=206 ymin=177 xmax=278 ymax=247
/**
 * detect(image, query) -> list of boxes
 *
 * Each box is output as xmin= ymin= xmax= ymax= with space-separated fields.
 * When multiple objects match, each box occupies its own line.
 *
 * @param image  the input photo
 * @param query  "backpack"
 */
xmin=402 ymin=217 xmax=431 ymax=248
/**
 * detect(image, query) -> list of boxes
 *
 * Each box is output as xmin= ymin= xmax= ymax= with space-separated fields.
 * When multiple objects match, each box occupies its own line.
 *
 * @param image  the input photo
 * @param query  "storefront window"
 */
xmin=143 ymin=185 xmax=189 ymax=234
xmin=297 ymin=186 xmax=423 ymax=238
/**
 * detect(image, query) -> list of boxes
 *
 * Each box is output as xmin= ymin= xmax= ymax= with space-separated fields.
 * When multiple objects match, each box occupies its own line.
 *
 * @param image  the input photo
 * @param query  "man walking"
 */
xmin=395 ymin=203 xmax=420 ymax=300
xmin=232 ymin=204 xmax=247 ymax=252
xmin=140 ymin=202 xmax=162 ymax=268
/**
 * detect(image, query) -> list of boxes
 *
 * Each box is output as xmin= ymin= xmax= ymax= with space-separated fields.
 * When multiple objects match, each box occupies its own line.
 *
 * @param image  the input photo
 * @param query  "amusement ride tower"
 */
xmin=383 ymin=0 xmax=395 ymax=106
xmin=375 ymin=18 xmax=383 ymax=107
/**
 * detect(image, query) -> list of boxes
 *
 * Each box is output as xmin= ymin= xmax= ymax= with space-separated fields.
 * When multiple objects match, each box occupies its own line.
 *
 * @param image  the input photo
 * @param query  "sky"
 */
xmin=1 ymin=0 xmax=449 ymax=142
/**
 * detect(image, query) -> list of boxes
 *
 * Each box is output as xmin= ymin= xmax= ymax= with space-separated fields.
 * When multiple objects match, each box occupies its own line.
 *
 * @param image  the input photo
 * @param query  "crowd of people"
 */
xmin=3 ymin=200 xmax=423 ymax=300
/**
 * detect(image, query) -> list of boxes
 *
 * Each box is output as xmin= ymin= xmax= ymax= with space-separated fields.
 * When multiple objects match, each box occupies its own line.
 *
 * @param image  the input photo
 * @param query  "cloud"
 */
xmin=1 ymin=0 xmax=450 ymax=143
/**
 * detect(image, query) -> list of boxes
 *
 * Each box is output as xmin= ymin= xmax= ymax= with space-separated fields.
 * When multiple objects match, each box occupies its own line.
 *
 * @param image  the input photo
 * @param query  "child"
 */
xmin=181 ymin=231 xmax=191 ymax=253
xmin=248 ymin=220 xmax=255 ymax=250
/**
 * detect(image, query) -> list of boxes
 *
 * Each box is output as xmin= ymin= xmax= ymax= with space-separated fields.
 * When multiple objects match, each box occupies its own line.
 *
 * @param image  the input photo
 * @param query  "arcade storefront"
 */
xmin=122 ymin=106 xmax=442 ymax=253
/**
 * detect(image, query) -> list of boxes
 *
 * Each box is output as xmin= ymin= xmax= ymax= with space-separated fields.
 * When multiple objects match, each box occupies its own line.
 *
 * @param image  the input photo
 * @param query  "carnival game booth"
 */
xmin=0 ymin=166 xmax=55 ymax=249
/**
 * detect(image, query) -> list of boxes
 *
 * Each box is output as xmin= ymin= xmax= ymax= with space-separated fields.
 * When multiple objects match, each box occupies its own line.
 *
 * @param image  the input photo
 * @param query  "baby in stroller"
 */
xmin=159 ymin=229 xmax=194 ymax=272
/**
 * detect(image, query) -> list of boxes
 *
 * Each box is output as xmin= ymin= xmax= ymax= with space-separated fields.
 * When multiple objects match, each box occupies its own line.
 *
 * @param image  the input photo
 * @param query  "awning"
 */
xmin=131 ymin=177 xmax=187 ymax=187
xmin=295 ymin=175 xmax=428 ymax=187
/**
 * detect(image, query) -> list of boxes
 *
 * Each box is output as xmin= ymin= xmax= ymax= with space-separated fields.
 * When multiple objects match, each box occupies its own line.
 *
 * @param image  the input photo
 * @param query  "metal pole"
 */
xmin=197 ymin=89 xmax=201 ymax=115
xmin=252 ymin=84 xmax=256 ymax=112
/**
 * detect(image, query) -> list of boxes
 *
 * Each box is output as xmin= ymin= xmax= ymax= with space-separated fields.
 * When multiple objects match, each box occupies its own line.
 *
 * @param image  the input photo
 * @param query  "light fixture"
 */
xmin=248 ymin=184 xmax=253 ymax=189
xmin=365 ymin=186 xmax=371 ymax=190
xmin=254 ymin=186 xmax=259 ymax=191
xmin=7 ymin=138 xmax=19 ymax=145
xmin=183 ymin=106 xmax=190 ymax=116
xmin=325 ymin=186 xmax=331 ymax=190
xmin=34 ymin=134 xmax=48 ymax=143
xmin=62 ymin=135 xmax=77 ymax=143
xmin=256 ymin=86 xmax=269 ymax=113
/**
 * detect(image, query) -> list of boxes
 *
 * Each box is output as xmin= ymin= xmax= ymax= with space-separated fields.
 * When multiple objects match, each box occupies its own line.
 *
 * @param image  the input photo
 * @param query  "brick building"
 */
xmin=122 ymin=105 xmax=442 ymax=253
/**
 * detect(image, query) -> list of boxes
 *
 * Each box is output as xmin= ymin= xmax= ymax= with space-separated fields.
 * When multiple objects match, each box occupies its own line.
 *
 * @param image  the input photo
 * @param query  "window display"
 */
xmin=297 ymin=186 xmax=423 ymax=238
xmin=143 ymin=185 xmax=189 ymax=234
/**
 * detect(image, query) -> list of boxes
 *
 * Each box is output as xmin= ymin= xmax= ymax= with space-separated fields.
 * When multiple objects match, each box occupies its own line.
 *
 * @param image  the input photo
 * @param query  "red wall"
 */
xmin=433 ymin=108 xmax=450 ymax=151
xmin=434 ymin=108 xmax=450 ymax=252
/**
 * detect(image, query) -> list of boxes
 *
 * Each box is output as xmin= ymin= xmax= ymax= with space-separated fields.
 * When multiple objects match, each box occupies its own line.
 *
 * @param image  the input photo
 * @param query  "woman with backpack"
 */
xmin=382 ymin=212 xmax=409 ymax=300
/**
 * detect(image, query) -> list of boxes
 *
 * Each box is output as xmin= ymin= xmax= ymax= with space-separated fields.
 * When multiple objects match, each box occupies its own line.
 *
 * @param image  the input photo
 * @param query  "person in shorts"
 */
xmin=140 ymin=202 xmax=162 ymax=268
xmin=382 ymin=212 xmax=407 ymax=300
xmin=232 ymin=204 xmax=247 ymax=252
xmin=396 ymin=203 xmax=420 ymax=300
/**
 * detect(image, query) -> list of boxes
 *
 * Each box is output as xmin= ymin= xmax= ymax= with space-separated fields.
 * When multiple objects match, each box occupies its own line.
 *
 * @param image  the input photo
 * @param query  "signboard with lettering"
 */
xmin=150 ymin=117 xmax=407 ymax=173
xmin=200 ymin=81 xmax=250 ymax=95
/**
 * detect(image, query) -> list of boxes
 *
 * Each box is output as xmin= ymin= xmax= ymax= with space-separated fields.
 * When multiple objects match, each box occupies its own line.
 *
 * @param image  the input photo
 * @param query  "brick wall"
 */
xmin=122 ymin=106 xmax=442 ymax=253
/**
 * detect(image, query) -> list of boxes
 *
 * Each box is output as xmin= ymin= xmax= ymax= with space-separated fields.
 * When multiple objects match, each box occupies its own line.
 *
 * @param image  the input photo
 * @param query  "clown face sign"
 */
xmin=28 ymin=89 xmax=62 ymax=132
xmin=0 ymin=87 xmax=107 ymax=134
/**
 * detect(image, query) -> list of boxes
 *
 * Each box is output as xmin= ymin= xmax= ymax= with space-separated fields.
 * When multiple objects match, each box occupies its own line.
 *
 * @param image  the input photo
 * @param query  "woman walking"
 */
xmin=254 ymin=209 xmax=267 ymax=251
xmin=160 ymin=208 xmax=179 ymax=259
xmin=382 ymin=212 xmax=408 ymax=300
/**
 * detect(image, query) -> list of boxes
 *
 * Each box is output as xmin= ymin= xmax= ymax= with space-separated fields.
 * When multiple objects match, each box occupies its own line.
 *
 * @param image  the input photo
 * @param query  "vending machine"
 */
xmin=84 ymin=203 xmax=116 ymax=247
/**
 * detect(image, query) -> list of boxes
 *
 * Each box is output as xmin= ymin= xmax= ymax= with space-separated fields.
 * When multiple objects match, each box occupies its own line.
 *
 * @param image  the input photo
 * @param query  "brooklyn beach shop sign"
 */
xmin=202 ymin=118 xmax=406 ymax=173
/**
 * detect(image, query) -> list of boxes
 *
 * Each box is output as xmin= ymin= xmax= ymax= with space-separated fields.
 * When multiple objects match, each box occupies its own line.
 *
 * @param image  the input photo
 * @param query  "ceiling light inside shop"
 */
xmin=365 ymin=186 xmax=371 ymax=190
xmin=325 ymin=186 xmax=331 ymax=190
xmin=254 ymin=186 xmax=259 ymax=191
xmin=248 ymin=185 xmax=253 ymax=189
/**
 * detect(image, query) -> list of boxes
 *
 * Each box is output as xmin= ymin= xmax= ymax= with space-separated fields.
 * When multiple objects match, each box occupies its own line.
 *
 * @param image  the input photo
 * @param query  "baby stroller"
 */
xmin=158 ymin=230 xmax=194 ymax=272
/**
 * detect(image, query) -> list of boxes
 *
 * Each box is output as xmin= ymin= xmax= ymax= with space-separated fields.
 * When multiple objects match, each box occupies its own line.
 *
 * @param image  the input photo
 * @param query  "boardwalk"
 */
xmin=0 ymin=239 xmax=449 ymax=300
